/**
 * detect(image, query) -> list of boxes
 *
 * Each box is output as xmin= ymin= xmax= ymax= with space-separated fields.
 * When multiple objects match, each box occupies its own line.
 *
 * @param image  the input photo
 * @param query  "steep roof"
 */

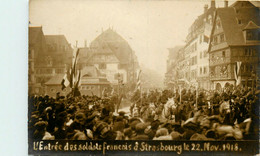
xmin=250 ymin=1 xmax=260 ymax=8
xmin=216 ymin=7 xmax=260 ymax=45
xmin=29 ymin=26 xmax=44 ymax=44
xmin=45 ymin=35 xmax=70 ymax=46
xmin=45 ymin=35 xmax=73 ymax=53
xmin=90 ymin=28 xmax=133 ymax=64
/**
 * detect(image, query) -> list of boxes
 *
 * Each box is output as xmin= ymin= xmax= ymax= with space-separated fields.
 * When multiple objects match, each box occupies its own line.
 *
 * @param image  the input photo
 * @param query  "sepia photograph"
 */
xmin=28 ymin=0 xmax=260 ymax=155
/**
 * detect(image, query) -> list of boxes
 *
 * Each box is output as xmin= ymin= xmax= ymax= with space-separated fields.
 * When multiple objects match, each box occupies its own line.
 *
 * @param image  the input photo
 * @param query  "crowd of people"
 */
xmin=28 ymin=85 xmax=259 ymax=141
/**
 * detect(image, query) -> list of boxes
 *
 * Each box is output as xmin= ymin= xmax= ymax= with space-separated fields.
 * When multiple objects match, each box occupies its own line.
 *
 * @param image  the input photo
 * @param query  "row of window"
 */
xmin=47 ymin=44 xmax=70 ymax=52
xmin=213 ymin=33 xmax=225 ymax=44
xmin=200 ymin=66 xmax=208 ymax=75
xmin=246 ymin=30 xmax=260 ymax=41
xmin=190 ymin=56 xmax=197 ymax=65
xmin=99 ymin=63 xmax=127 ymax=70
xmin=81 ymin=86 xmax=95 ymax=90
xmin=35 ymin=68 xmax=64 ymax=74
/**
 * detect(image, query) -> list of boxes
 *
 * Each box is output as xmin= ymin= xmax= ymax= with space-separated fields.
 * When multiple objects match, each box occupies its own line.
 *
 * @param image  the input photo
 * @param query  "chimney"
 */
xmin=211 ymin=0 xmax=216 ymax=8
xmin=204 ymin=4 xmax=209 ymax=13
xmin=224 ymin=0 xmax=228 ymax=8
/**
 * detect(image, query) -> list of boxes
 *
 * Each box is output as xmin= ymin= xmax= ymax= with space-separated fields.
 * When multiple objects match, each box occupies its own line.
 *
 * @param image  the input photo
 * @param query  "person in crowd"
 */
xmin=28 ymin=85 xmax=259 ymax=141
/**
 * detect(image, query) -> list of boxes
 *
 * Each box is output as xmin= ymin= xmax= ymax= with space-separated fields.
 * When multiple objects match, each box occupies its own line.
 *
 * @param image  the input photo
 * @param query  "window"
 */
xmin=99 ymin=63 xmax=106 ymax=69
xmin=213 ymin=36 xmax=218 ymax=44
xmin=204 ymin=67 xmax=207 ymax=74
xmin=200 ymin=67 xmax=202 ymax=74
xmin=246 ymin=31 xmax=253 ymax=40
xmin=204 ymin=35 xmax=209 ymax=43
xmin=222 ymin=51 xmax=226 ymax=57
xmin=220 ymin=34 xmax=225 ymax=42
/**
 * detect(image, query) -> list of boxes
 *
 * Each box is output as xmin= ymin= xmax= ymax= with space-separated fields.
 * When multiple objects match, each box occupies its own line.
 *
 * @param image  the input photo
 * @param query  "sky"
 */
xmin=29 ymin=0 xmax=229 ymax=77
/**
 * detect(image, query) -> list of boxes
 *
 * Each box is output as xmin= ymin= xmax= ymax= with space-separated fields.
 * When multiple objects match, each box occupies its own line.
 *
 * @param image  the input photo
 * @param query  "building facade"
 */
xmin=77 ymin=28 xmax=139 ymax=91
xmin=45 ymin=66 xmax=110 ymax=97
xmin=165 ymin=1 xmax=216 ymax=90
xmin=208 ymin=1 xmax=260 ymax=90
xmin=29 ymin=26 xmax=73 ymax=95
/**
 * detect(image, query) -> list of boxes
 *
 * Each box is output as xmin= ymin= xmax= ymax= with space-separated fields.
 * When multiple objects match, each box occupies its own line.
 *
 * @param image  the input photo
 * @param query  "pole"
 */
xmin=196 ymin=84 xmax=198 ymax=109
xmin=180 ymin=85 xmax=182 ymax=104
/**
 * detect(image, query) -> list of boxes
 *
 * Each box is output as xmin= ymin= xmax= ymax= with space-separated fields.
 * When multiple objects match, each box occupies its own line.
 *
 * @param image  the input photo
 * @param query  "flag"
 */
xmin=136 ymin=69 xmax=142 ymax=90
xmin=234 ymin=61 xmax=242 ymax=86
xmin=61 ymin=68 xmax=70 ymax=90
xmin=70 ymin=48 xmax=80 ymax=88
xmin=75 ymin=70 xmax=81 ymax=89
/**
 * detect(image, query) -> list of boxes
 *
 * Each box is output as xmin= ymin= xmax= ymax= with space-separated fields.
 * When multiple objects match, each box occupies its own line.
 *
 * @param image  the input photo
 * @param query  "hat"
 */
xmin=34 ymin=121 xmax=48 ymax=130
xmin=205 ymin=129 xmax=216 ymax=139
xmin=130 ymin=120 xmax=141 ymax=130
xmin=170 ymin=131 xmax=182 ymax=140
xmin=190 ymin=133 xmax=208 ymax=141
xmin=75 ymin=112 xmax=85 ymax=120
xmin=95 ymin=121 xmax=108 ymax=134
xmin=151 ymin=120 xmax=160 ymax=130
xmin=155 ymin=128 xmax=169 ymax=137
xmin=119 ymin=111 xmax=126 ymax=116
xmin=135 ymin=123 xmax=148 ymax=133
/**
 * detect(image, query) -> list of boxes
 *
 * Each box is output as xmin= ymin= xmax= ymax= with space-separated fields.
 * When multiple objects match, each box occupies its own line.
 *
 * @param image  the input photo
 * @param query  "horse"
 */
xmin=219 ymin=100 xmax=233 ymax=125
xmin=161 ymin=97 xmax=178 ymax=122
xmin=140 ymin=102 xmax=156 ymax=122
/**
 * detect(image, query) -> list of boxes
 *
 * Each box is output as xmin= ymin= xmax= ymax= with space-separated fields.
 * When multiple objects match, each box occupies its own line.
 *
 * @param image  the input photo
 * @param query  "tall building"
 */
xmin=183 ymin=0 xmax=216 ymax=90
xmin=29 ymin=26 xmax=47 ymax=95
xmin=29 ymin=26 xmax=73 ymax=95
xmin=165 ymin=1 xmax=216 ymax=90
xmin=208 ymin=1 xmax=260 ymax=90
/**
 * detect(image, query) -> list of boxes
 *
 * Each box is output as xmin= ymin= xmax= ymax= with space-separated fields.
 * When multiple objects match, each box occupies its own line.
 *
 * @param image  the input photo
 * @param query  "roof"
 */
xmin=90 ymin=28 xmax=133 ymax=64
xmin=81 ymin=66 xmax=106 ymax=77
xmin=250 ymin=1 xmax=260 ymax=8
xmin=45 ymin=35 xmax=70 ymax=46
xmin=29 ymin=26 xmax=44 ymax=44
xmin=215 ymin=6 xmax=260 ymax=45
xmin=77 ymin=47 xmax=120 ymax=64
xmin=230 ymin=1 xmax=260 ymax=8
xmin=45 ymin=74 xmax=64 ymax=85
xmin=243 ymin=21 xmax=260 ymax=30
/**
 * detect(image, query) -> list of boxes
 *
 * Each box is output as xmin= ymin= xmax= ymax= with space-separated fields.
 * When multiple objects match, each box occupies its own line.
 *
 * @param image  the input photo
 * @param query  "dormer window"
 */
xmin=246 ymin=31 xmax=253 ymax=40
